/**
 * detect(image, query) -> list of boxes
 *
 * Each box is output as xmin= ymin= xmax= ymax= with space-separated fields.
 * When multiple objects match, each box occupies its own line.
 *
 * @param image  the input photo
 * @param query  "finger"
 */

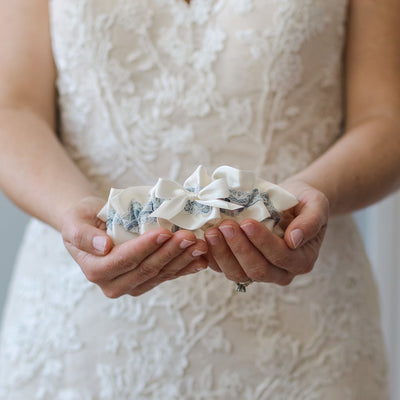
xmin=63 ymin=219 xmax=114 ymax=256
xmin=128 ymin=253 xmax=208 ymax=297
xmin=177 ymin=257 xmax=208 ymax=276
xmin=73 ymin=228 xmax=173 ymax=285
xmin=219 ymin=221 xmax=294 ymax=285
xmin=278 ymin=208 xmax=296 ymax=231
xmin=205 ymin=251 xmax=222 ymax=273
xmin=156 ymin=240 xmax=207 ymax=280
xmin=204 ymin=227 xmax=248 ymax=283
xmin=102 ymin=230 xmax=200 ymax=297
xmin=201 ymin=244 xmax=222 ymax=272
xmin=62 ymin=196 xmax=114 ymax=256
xmin=284 ymin=190 xmax=329 ymax=249
xmin=240 ymin=219 xmax=315 ymax=276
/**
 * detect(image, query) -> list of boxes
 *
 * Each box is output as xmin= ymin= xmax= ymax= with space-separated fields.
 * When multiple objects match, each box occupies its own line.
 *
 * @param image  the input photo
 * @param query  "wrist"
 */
xmin=280 ymin=176 xmax=333 ymax=217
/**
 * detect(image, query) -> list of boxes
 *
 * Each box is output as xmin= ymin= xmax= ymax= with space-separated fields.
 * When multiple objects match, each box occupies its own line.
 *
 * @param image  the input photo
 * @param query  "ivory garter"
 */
xmin=97 ymin=165 xmax=298 ymax=243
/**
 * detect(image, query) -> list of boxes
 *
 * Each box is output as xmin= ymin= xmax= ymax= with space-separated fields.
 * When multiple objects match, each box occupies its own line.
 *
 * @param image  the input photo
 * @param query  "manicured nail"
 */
xmin=93 ymin=236 xmax=107 ymax=253
xmin=157 ymin=233 xmax=172 ymax=244
xmin=219 ymin=225 xmax=235 ymax=239
xmin=192 ymin=249 xmax=207 ymax=257
xmin=240 ymin=222 xmax=255 ymax=236
xmin=205 ymin=234 xmax=219 ymax=246
xmin=290 ymin=229 xmax=304 ymax=248
xmin=180 ymin=239 xmax=196 ymax=249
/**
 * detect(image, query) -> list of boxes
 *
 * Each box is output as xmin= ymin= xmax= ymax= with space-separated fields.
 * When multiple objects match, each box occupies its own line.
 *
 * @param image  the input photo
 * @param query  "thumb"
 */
xmin=62 ymin=196 xmax=114 ymax=256
xmin=284 ymin=192 xmax=329 ymax=250
xmin=62 ymin=220 xmax=113 ymax=256
xmin=61 ymin=199 xmax=113 ymax=256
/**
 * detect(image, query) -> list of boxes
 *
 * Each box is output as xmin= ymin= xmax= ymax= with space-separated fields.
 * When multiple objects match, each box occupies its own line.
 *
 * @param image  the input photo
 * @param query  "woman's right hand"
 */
xmin=61 ymin=197 xmax=208 ymax=298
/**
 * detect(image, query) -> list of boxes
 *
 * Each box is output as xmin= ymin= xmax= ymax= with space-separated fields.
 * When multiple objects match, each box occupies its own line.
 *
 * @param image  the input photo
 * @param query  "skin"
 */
xmin=0 ymin=0 xmax=399 ymax=296
xmin=204 ymin=0 xmax=400 ymax=284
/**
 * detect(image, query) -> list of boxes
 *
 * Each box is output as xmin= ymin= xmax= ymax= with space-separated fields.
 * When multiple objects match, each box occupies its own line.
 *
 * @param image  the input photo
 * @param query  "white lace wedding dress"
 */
xmin=0 ymin=1 xmax=389 ymax=399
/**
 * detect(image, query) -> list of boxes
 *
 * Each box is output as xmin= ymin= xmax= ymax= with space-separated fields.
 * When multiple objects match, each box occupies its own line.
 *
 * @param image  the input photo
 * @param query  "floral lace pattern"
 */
xmin=48 ymin=0 xmax=348 ymax=192
xmin=0 ymin=0 xmax=389 ymax=399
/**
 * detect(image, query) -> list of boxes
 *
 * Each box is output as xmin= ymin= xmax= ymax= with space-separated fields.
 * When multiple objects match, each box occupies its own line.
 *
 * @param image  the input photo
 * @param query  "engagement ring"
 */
xmin=235 ymin=279 xmax=254 ymax=293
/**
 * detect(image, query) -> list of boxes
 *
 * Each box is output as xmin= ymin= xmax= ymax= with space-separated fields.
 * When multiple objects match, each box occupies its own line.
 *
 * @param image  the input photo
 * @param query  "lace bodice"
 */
xmin=0 ymin=1 xmax=389 ymax=399
xmin=50 ymin=0 xmax=347 ymax=192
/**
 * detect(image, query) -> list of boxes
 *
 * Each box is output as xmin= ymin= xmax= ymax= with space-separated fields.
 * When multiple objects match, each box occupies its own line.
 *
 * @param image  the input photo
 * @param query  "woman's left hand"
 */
xmin=204 ymin=179 xmax=329 ymax=286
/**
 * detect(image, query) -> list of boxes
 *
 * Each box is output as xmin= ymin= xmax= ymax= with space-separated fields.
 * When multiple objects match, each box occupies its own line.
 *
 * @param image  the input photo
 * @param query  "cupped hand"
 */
xmin=61 ymin=196 xmax=208 ymax=297
xmin=204 ymin=180 xmax=329 ymax=286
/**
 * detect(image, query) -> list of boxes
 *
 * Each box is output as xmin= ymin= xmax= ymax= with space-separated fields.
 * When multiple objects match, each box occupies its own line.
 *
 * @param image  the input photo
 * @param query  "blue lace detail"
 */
xmin=108 ymin=198 xmax=163 ymax=233
xmin=222 ymin=189 xmax=281 ymax=225
xmin=108 ymin=188 xmax=281 ymax=233
xmin=181 ymin=186 xmax=213 ymax=216
xmin=183 ymin=200 xmax=212 ymax=216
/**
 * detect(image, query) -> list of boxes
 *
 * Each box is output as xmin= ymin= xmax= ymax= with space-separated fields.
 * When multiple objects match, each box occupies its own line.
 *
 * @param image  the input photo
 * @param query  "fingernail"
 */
xmin=192 ymin=249 xmax=207 ymax=257
xmin=205 ymin=234 xmax=219 ymax=246
xmin=240 ymin=222 xmax=255 ymax=236
xmin=157 ymin=233 xmax=172 ymax=244
xmin=93 ymin=236 xmax=107 ymax=253
xmin=180 ymin=239 xmax=196 ymax=249
xmin=290 ymin=229 xmax=304 ymax=248
xmin=219 ymin=225 xmax=235 ymax=239
xmin=194 ymin=267 xmax=206 ymax=272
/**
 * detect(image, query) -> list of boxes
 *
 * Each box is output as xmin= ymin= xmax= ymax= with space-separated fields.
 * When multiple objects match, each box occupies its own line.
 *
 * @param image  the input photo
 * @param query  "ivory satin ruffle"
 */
xmin=97 ymin=165 xmax=298 ymax=243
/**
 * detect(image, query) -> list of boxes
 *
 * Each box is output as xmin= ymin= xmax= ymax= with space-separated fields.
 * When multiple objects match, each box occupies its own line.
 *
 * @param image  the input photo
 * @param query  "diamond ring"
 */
xmin=235 ymin=279 xmax=254 ymax=293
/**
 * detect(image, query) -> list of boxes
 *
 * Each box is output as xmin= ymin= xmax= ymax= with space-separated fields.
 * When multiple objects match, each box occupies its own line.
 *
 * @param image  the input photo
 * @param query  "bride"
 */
xmin=0 ymin=0 xmax=399 ymax=398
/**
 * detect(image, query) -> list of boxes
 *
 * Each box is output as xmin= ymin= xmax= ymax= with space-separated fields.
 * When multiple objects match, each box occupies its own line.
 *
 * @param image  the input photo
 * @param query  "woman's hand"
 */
xmin=204 ymin=180 xmax=329 ymax=286
xmin=61 ymin=197 xmax=208 ymax=298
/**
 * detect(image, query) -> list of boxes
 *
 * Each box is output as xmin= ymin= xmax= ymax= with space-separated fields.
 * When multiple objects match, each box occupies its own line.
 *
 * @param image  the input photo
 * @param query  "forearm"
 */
xmin=0 ymin=108 xmax=97 ymax=231
xmin=284 ymin=116 xmax=400 ymax=216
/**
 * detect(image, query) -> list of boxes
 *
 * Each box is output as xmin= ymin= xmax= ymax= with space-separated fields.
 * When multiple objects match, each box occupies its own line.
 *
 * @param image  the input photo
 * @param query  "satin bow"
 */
xmin=150 ymin=166 xmax=242 ymax=230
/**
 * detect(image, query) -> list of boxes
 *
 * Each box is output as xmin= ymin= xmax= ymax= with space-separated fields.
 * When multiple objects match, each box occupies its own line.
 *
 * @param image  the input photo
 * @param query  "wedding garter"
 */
xmin=97 ymin=165 xmax=298 ymax=243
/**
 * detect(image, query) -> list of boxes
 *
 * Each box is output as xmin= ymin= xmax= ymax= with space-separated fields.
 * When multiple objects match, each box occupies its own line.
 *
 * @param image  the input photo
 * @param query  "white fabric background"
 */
xmin=0 ymin=189 xmax=399 ymax=399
